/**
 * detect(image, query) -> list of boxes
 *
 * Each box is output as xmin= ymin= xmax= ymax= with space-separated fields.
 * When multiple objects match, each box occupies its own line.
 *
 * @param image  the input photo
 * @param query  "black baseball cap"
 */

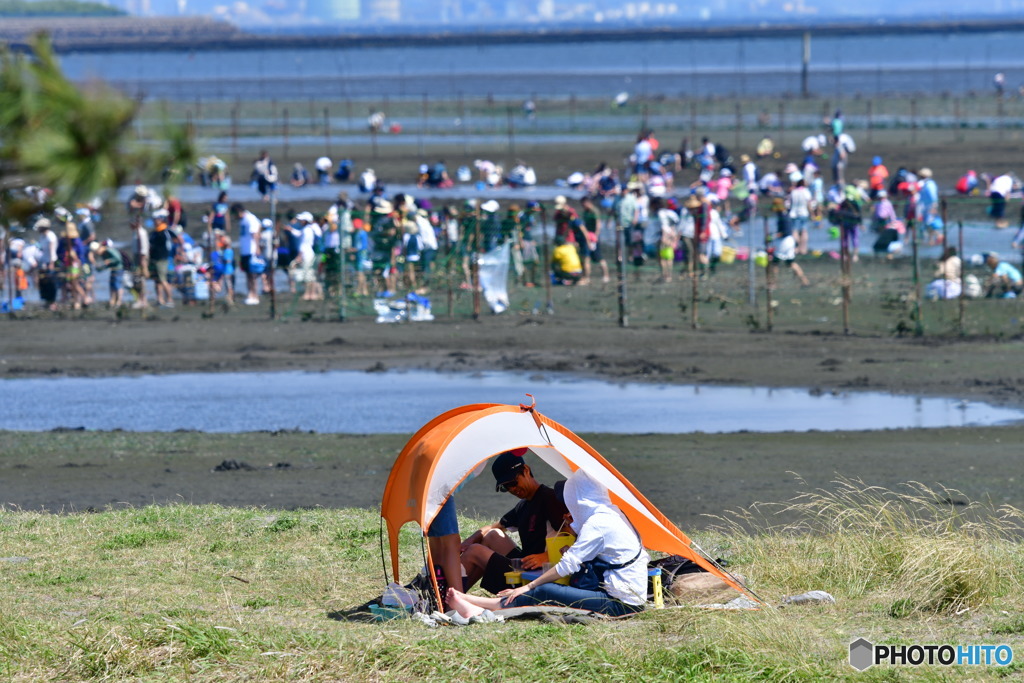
xmin=492 ymin=448 xmax=528 ymax=492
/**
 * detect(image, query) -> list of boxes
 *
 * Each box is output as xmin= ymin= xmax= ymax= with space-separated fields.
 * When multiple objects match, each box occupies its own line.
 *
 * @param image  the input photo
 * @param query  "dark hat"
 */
xmin=492 ymin=448 xmax=528 ymax=492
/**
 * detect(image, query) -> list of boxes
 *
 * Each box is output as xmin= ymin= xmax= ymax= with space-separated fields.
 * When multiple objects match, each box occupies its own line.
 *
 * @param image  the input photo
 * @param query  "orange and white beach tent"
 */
xmin=381 ymin=400 xmax=758 ymax=603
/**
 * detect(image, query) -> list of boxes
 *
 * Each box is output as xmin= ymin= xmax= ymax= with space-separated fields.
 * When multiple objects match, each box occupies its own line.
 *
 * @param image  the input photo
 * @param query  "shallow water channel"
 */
xmin=2 ymin=370 xmax=1021 ymax=434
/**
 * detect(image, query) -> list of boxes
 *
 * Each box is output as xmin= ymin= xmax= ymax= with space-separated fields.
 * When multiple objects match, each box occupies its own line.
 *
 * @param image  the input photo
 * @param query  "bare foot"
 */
xmin=446 ymin=587 xmax=484 ymax=619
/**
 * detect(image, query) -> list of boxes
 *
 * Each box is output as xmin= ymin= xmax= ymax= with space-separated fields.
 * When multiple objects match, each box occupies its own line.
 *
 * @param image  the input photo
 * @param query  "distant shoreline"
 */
xmin=4 ymin=16 xmax=1024 ymax=54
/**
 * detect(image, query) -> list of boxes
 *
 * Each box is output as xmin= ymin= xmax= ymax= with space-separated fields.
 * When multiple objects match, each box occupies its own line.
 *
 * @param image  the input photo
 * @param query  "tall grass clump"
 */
xmin=711 ymin=478 xmax=1024 ymax=615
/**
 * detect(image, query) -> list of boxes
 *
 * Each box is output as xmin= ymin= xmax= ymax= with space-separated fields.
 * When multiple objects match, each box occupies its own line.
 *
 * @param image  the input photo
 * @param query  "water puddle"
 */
xmin=1 ymin=370 xmax=1020 ymax=434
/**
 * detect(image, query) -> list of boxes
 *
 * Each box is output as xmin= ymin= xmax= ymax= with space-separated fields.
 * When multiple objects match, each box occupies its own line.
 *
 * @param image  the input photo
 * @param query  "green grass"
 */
xmin=1 ymin=482 xmax=1022 ymax=680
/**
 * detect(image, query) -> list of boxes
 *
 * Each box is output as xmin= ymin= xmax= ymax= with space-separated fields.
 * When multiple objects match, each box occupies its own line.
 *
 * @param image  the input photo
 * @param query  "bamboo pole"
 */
xmin=958 ymin=220 xmax=965 ymax=335
xmin=764 ymin=216 xmax=773 ymax=332
xmin=911 ymin=215 xmax=922 ymax=336
xmin=269 ymin=195 xmax=278 ymax=319
xmin=691 ymin=200 xmax=704 ymax=330
xmin=472 ymin=205 xmax=481 ymax=320
xmin=540 ymin=204 xmax=553 ymax=314
xmin=445 ymin=214 xmax=453 ymax=319
xmin=207 ymin=212 xmax=216 ymax=317
xmin=617 ymin=211 xmax=628 ymax=328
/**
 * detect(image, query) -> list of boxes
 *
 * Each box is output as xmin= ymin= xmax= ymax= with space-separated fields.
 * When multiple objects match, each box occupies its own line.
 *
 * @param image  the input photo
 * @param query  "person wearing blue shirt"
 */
xmin=984 ymin=252 xmax=1023 ymax=298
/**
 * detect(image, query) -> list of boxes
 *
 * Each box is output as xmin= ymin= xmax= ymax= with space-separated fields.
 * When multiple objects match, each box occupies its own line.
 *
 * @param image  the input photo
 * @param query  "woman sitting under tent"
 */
xmin=446 ymin=469 xmax=649 ymax=618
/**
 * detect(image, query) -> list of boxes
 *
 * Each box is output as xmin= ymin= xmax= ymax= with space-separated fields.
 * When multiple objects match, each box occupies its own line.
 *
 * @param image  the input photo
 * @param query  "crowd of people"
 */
xmin=4 ymin=124 xmax=1024 ymax=312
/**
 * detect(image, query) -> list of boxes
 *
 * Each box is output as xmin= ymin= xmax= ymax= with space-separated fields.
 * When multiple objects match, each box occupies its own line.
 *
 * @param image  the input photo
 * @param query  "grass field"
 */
xmin=2 ymin=481 xmax=1022 ymax=681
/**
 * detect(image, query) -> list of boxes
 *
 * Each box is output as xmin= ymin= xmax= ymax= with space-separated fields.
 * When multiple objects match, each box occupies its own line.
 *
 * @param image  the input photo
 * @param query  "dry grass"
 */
xmin=710 ymin=477 xmax=1024 ymax=617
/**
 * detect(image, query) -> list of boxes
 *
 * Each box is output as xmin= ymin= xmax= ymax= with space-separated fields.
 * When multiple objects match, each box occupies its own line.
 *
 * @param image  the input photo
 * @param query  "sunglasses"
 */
xmin=495 ymin=465 xmax=525 ymax=493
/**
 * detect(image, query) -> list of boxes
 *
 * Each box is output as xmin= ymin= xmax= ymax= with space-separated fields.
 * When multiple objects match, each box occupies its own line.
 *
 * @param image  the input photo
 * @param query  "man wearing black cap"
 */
xmin=459 ymin=449 xmax=568 ymax=594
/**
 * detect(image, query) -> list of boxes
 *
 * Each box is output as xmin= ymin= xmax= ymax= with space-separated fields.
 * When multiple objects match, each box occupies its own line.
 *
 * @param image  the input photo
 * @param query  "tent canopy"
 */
xmin=380 ymin=401 xmax=755 ymax=601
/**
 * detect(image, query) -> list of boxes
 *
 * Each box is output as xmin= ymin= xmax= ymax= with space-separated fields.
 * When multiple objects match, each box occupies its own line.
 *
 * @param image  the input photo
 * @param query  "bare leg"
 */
xmin=479 ymin=528 xmax=517 ymax=556
xmin=460 ymin=543 xmax=493 ymax=590
xmin=429 ymin=534 xmax=464 ymax=596
xmin=791 ymin=262 xmax=810 ymax=287
xmin=446 ymin=588 xmax=502 ymax=618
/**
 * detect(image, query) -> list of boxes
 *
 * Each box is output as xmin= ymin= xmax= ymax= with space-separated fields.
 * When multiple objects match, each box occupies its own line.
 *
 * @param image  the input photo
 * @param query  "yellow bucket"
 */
xmin=720 ymin=246 xmax=737 ymax=264
xmin=546 ymin=533 xmax=575 ymax=585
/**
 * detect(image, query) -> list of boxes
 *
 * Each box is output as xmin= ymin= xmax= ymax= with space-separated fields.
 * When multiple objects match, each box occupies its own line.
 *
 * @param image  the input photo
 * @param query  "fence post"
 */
xmin=324 ymin=107 xmax=331 ymax=157
xmin=911 ymin=216 xmax=922 ymax=337
xmin=231 ymin=101 xmax=239 ymax=162
xmin=777 ymin=101 xmax=785 ymax=146
xmin=369 ymin=107 xmax=378 ymax=159
xmin=911 ymin=98 xmax=917 ymax=144
xmin=283 ymin=108 xmax=289 ymax=161
xmin=458 ymin=92 xmax=467 ymax=154
xmin=617 ymin=220 xmax=628 ymax=328
xmin=419 ymin=92 xmax=428 ymax=157
xmin=841 ymin=239 xmax=851 ymax=336
xmin=954 ymin=98 xmax=963 ymax=143
xmin=998 ymin=95 xmax=1006 ymax=141
xmin=763 ymin=215 xmax=773 ymax=332
xmin=867 ymin=99 xmax=874 ymax=145
xmin=507 ymin=106 xmax=516 ymax=156
xmin=734 ymin=102 xmax=741 ymax=149
xmin=958 ymin=221 xmax=965 ymax=335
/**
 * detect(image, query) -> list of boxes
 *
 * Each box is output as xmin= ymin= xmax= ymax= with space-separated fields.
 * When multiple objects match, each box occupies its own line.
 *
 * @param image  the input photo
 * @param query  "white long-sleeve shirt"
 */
xmin=554 ymin=471 xmax=649 ymax=606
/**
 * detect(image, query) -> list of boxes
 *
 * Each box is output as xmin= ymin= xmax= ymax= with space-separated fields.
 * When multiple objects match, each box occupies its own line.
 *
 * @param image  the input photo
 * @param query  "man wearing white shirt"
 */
xmin=988 ymin=173 xmax=1015 ymax=229
xmin=232 ymin=203 xmax=262 ymax=305
xmin=34 ymin=218 xmax=58 ymax=272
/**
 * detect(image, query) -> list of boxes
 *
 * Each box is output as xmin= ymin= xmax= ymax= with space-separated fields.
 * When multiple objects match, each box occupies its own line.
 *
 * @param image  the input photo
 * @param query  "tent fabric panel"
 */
xmin=380 ymin=403 xmax=757 ymax=602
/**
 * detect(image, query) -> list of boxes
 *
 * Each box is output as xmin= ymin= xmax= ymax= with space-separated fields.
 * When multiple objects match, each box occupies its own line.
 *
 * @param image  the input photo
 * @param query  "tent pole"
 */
xmin=379 ymin=516 xmax=390 ymax=586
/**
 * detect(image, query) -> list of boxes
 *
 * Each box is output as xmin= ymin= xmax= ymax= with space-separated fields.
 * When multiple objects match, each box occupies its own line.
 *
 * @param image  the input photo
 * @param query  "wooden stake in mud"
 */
xmin=3 ymin=225 xmax=13 ymax=317
xmin=958 ymin=220 xmax=965 ymax=335
xmin=444 ymin=217 xmax=453 ymax=319
xmin=748 ymin=208 xmax=756 ymax=306
xmin=763 ymin=216 xmax=773 ymax=332
xmin=472 ymin=205 xmax=481 ymax=320
xmin=941 ymin=198 xmax=948 ymax=254
xmin=540 ymin=204 xmax=553 ymax=314
xmin=691 ymin=198 xmax=705 ymax=330
xmin=911 ymin=216 xmax=922 ymax=336
xmin=616 ymin=213 xmax=628 ymax=328
xmin=841 ymin=230 xmax=851 ymax=336
xmin=207 ymin=214 xmax=216 ymax=317
xmin=269 ymin=195 xmax=278 ymax=320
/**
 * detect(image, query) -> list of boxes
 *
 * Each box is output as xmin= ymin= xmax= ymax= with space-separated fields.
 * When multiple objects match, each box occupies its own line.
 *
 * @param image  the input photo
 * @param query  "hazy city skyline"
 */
xmin=96 ymin=0 xmax=1024 ymax=28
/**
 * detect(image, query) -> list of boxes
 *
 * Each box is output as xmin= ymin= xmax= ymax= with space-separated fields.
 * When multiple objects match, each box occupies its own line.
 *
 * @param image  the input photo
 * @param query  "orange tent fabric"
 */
xmin=381 ymin=401 xmax=757 ymax=603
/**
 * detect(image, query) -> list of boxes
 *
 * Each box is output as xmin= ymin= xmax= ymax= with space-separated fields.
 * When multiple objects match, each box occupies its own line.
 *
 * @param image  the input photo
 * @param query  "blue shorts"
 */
xmin=427 ymin=497 xmax=459 ymax=537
